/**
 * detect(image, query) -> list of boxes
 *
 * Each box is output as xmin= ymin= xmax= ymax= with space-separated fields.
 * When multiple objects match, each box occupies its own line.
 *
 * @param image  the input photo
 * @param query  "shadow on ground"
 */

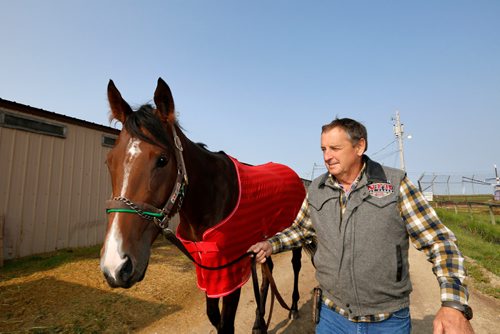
xmin=268 ymin=297 xmax=315 ymax=334
xmin=411 ymin=315 xmax=435 ymax=334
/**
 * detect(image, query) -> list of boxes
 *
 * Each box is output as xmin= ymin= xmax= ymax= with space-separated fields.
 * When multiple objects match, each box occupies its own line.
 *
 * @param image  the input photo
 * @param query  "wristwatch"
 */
xmin=441 ymin=301 xmax=473 ymax=320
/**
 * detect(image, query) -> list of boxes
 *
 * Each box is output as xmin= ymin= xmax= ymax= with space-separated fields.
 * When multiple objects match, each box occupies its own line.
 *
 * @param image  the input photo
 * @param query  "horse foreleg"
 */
xmin=219 ymin=288 xmax=241 ymax=334
xmin=289 ymin=247 xmax=302 ymax=319
xmin=206 ymin=295 xmax=221 ymax=330
xmin=252 ymin=256 xmax=273 ymax=334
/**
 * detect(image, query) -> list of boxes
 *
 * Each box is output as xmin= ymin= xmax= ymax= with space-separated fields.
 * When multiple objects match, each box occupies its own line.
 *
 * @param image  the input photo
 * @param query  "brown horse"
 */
xmin=100 ymin=78 xmax=305 ymax=334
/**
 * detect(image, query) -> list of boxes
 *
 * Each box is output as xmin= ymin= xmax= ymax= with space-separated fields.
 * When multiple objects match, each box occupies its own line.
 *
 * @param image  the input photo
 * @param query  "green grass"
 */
xmin=433 ymin=194 xmax=494 ymax=203
xmin=465 ymin=262 xmax=499 ymax=298
xmin=435 ymin=208 xmax=500 ymax=298
xmin=435 ymin=208 xmax=500 ymax=243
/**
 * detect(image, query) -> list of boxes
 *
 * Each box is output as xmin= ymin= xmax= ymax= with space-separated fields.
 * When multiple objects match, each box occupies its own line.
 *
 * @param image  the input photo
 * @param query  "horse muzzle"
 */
xmin=100 ymin=254 xmax=148 ymax=289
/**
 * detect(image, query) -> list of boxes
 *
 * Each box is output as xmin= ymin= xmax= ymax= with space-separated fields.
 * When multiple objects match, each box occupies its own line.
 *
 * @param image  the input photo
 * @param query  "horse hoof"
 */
xmin=252 ymin=325 xmax=268 ymax=334
xmin=288 ymin=310 xmax=299 ymax=320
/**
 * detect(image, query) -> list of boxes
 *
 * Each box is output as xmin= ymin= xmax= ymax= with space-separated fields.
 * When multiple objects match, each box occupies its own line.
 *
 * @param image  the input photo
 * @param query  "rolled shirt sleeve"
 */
xmin=399 ymin=176 xmax=469 ymax=305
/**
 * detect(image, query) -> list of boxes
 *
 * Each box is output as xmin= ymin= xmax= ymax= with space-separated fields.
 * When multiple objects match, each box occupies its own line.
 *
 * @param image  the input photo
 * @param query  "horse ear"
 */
xmin=107 ymin=80 xmax=132 ymax=124
xmin=154 ymin=77 xmax=176 ymax=123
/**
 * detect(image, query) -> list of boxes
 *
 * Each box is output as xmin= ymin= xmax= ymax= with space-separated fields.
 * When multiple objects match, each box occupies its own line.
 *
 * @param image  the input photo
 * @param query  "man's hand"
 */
xmin=433 ymin=307 xmax=474 ymax=334
xmin=247 ymin=241 xmax=273 ymax=263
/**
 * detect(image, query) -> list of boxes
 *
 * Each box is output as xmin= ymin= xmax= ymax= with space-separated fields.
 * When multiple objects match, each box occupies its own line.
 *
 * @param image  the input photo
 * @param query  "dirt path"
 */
xmin=138 ymin=251 xmax=316 ymax=334
xmin=1 ymin=240 xmax=497 ymax=333
xmin=139 ymin=247 xmax=499 ymax=334
xmin=408 ymin=247 xmax=499 ymax=334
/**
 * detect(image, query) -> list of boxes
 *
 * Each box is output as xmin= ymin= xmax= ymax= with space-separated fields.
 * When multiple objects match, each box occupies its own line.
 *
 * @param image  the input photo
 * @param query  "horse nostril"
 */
xmin=119 ymin=256 xmax=134 ymax=283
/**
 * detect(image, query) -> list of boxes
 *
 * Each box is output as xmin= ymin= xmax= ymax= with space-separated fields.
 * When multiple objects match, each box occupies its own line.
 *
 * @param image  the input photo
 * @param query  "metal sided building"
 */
xmin=0 ymin=98 xmax=119 ymax=262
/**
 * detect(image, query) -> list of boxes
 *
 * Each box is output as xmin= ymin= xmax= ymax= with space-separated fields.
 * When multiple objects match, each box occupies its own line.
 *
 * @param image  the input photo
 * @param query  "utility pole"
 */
xmin=392 ymin=111 xmax=406 ymax=171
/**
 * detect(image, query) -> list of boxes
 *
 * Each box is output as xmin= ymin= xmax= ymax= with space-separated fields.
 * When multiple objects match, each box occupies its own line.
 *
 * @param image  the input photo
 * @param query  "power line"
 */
xmin=371 ymin=139 xmax=397 ymax=157
xmin=377 ymin=150 xmax=400 ymax=162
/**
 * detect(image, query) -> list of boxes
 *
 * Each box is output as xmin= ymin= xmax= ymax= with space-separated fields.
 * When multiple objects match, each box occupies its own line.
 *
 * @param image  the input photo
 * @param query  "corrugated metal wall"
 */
xmin=0 ymin=108 xmax=116 ymax=260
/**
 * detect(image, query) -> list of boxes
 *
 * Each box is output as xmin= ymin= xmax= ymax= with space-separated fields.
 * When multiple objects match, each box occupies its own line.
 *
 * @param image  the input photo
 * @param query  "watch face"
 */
xmin=464 ymin=305 xmax=473 ymax=320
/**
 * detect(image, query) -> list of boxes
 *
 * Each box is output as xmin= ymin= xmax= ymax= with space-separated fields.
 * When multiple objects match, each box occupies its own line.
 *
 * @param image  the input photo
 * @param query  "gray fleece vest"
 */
xmin=308 ymin=156 xmax=411 ymax=317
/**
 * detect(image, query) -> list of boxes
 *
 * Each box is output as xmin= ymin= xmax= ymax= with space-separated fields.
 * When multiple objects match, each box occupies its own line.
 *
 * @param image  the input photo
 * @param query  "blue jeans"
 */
xmin=316 ymin=302 xmax=411 ymax=334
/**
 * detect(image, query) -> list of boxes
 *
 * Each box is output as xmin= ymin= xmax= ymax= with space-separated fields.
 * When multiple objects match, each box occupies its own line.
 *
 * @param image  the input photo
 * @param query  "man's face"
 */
xmin=321 ymin=127 xmax=365 ymax=179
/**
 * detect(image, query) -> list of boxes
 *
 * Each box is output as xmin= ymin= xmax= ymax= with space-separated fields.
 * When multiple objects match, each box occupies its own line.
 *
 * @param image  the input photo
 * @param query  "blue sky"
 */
xmin=1 ymin=1 xmax=499 ymax=191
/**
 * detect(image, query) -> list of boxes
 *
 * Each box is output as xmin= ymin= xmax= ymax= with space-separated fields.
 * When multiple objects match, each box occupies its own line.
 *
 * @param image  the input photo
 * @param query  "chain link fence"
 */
xmin=417 ymin=173 xmax=496 ymax=196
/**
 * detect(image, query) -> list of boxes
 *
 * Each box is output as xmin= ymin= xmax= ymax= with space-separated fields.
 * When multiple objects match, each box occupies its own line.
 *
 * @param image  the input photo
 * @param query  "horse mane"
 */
xmin=121 ymin=104 xmax=175 ymax=150
xmin=120 ymin=104 xmax=221 ymax=154
xmin=197 ymin=142 xmax=221 ymax=153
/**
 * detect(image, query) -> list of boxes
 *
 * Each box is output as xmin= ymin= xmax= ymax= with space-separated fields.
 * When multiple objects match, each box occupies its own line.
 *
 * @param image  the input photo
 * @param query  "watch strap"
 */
xmin=441 ymin=301 xmax=473 ymax=320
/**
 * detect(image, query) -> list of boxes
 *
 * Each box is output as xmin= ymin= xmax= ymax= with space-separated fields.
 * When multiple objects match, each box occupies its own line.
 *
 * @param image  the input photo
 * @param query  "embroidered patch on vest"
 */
xmin=367 ymin=182 xmax=394 ymax=198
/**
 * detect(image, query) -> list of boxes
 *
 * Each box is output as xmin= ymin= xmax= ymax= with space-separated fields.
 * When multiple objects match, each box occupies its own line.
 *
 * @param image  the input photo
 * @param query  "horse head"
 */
xmin=100 ymin=78 xmax=183 ymax=288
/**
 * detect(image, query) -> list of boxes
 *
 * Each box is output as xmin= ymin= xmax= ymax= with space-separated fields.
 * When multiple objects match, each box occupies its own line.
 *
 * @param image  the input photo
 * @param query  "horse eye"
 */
xmin=156 ymin=156 xmax=168 ymax=168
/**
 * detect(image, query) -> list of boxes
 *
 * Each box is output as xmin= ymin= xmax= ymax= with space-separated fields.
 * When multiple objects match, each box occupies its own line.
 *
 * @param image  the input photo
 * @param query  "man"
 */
xmin=249 ymin=118 xmax=474 ymax=333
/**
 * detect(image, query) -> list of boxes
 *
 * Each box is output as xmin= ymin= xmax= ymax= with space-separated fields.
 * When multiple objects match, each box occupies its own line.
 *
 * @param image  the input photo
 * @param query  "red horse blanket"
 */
xmin=176 ymin=156 xmax=305 ymax=297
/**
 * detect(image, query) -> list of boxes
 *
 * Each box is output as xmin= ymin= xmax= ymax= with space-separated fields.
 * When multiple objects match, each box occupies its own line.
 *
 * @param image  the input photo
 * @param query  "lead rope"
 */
xmin=162 ymin=227 xmax=290 ymax=331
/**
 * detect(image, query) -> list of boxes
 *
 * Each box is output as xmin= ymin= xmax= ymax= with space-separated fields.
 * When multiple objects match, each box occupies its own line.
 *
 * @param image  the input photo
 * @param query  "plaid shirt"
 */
xmin=268 ymin=169 xmax=468 ymax=322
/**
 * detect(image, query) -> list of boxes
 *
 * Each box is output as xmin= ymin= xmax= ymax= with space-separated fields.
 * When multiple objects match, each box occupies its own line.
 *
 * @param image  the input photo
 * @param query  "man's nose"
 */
xmin=324 ymin=150 xmax=333 ymax=161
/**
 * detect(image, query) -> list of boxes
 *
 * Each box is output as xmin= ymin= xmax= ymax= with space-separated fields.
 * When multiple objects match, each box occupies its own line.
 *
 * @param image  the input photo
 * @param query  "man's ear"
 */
xmin=356 ymin=138 xmax=367 ymax=156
